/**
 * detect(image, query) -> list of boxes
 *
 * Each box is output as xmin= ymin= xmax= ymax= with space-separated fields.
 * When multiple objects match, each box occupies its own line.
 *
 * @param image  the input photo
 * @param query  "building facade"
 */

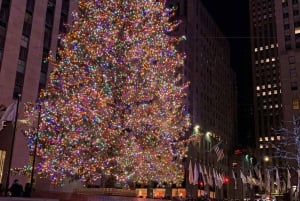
xmin=0 ymin=0 xmax=237 ymax=198
xmin=249 ymin=0 xmax=300 ymax=199
xmin=167 ymin=0 xmax=237 ymax=199
xmin=0 ymin=0 xmax=76 ymax=192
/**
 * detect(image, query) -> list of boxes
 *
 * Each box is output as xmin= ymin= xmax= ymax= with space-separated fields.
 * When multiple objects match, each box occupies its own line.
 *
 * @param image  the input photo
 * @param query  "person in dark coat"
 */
xmin=23 ymin=183 xmax=31 ymax=197
xmin=9 ymin=179 xmax=23 ymax=197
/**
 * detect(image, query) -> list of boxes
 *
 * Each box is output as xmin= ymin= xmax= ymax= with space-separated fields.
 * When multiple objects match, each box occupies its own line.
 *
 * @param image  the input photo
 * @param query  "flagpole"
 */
xmin=5 ymin=94 xmax=21 ymax=196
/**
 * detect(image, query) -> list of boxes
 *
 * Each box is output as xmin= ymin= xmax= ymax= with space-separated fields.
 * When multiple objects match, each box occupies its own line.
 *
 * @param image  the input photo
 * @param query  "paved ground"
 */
xmin=0 ymin=195 xmax=171 ymax=201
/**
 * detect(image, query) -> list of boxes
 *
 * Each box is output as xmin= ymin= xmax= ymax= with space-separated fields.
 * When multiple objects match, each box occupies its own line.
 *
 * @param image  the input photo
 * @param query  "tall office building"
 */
xmin=249 ymin=0 xmax=300 ymax=196
xmin=0 ymin=0 xmax=237 ymax=197
xmin=167 ymin=0 xmax=237 ymax=199
xmin=0 ymin=0 xmax=76 ymax=191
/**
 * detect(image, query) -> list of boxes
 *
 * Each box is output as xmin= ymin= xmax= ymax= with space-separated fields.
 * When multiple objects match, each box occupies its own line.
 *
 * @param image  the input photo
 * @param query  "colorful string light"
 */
xmin=24 ymin=0 xmax=190 ymax=186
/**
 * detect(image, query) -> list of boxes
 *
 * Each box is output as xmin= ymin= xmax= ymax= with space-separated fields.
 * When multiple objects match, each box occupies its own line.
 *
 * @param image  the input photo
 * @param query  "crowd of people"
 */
xmin=0 ymin=179 xmax=32 ymax=197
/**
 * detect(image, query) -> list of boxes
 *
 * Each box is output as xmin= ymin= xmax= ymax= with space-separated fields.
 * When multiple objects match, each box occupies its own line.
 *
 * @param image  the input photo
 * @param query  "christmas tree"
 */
xmin=24 ymin=0 xmax=190 ymax=186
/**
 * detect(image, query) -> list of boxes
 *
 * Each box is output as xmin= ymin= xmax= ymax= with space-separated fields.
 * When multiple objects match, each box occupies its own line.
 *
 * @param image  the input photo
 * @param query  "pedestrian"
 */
xmin=23 ymin=183 xmax=31 ymax=197
xmin=9 ymin=179 xmax=23 ymax=197
xmin=0 ymin=183 xmax=3 ymax=196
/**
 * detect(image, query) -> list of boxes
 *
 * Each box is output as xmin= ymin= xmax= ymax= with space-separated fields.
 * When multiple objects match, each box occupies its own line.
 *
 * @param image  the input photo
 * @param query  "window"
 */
xmin=19 ymin=47 xmax=28 ymax=61
xmin=290 ymin=69 xmax=297 ymax=79
xmin=20 ymin=35 xmax=29 ymax=48
xmin=289 ymin=56 xmax=296 ymax=64
xmin=17 ymin=60 xmax=26 ymax=73
xmin=26 ymin=0 xmax=35 ymax=13
xmin=293 ymin=99 xmax=300 ymax=109
xmin=291 ymin=81 xmax=298 ymax=90
xmin=13 ymin=72 xmax=25 ymax=98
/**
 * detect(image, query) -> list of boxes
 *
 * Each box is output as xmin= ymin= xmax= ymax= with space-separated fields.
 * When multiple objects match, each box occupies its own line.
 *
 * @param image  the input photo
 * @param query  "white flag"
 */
xmin=232 ymin=170 xmax=237 ymax=190
xmin=297 ymin=169 xmax=300 ymax=193
xmin=287 ymin=169 xmax=291 ymax=190
xmin=266 ymin=170 xmax=271 ymax=193
xmin=240 ymin=170 xmax=247 ymax=184
xmin=189 ymin=160 xmax=194 ymax=184
xmin=199 ymin=164 xmax=206 ymax=186
xmin=258 ymin=169 xmax=263 ymax=191
xmin=276 ymin=168 xmax=281 ymax=192
xmin=0 ymin=102 xmax=17 ymax=131
xmin=193 ymin=162 xmax=199 ymax=185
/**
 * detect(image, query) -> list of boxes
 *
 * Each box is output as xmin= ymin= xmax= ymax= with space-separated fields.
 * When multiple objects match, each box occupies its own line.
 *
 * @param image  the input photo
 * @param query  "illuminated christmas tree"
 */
xmin=24 ymin=0 xmax=190 ymax=186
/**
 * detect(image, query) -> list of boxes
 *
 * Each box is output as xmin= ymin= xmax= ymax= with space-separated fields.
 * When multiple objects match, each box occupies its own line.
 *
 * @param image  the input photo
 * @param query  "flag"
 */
xmin=193 ymin=162 xmax=199 ymax=185
xmin=208 ymin=168 xmax=213 ymax=187
xmin=276 ymin=168 xmax=281 ymax=192
xmin=247 ymin=170 xmax=253 ymax=189
xmin=287 ymin=169 xmax=291 ymax=190
xmin=266 ymin=170 xmax=271 ymax=193
xmin=240 ymin=170 xmax=247 ymax=184
xmin=232 ymin=170 xmax=237 ymax=190
xmin=214 ymin=141 xmax=224 ymax=161
xmin=232 ymin=170 xmax=236 ymax=180
xmin=189 ymin=160 xmax=194 ymax=184
xmin=0 ymin=102 xmax=17 ymax=131
xmin=297 ymin=169 xmax=300 ymax=193
xmin=199 ymin=164 xmax=206 ymax=186
xmin=258 ymin=168 xmax=263 ymax=191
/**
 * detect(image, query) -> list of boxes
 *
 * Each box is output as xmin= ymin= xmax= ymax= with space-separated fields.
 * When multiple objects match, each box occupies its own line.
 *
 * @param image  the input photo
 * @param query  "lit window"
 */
xmin=265 ymin=45 xmax=269 ymax=49
xmin=293 ymin=99 xmax=300 ymax=109
xmin=265 ymin=144 xmax=269 ymax=148
xmin=268 ymin=91 xmax=272 ymax=95
xmin=277 ymin=136 xmax=281 ymax=140
xmin=271 ymin=44 xmax=275 ymax=48
xmin=263 ymin=105 xmax=267 ymax=109
xmin=259 ymin=137 xmax=263 ymax=141
xmin=275 ymin=104 xmax=279 ymax=108
xmin=271 ymin=57 xmax=276 ymax=61
xmin=271 ymin=136 xmax=274 ymax=141
xmin=255 ymin=60 xmax=259 ymax=64
xmin=260 ymin=144 xmax=263 ymax=149
xmin=269 ymin=105 xmax=273 ymax=108
xmin=261 ymin=59 xmax=264 ymax=63
xmin=262 ymin=92 xmax=266 ymax=96
xmin=260 ymin=46 xmax=264 ymax=51
xmin=268 ymin=84 xmax=271 ymax=88
xmin=256 ymin=86 xmax=260 ymax=90
xmin=274 ymin=90 xmax=278 ymax=94
xmin=255 ymin=48 xmax=258 ymax=52
xmin=266 ymin=58 xmax=270 ymax=62
xmin=265 ymin=137 xmax=268 ymax=141
xmin=295 ymin=27 xmax=300 ymax=34
xmin=262 ymin=85 xmax=265 ymax=89
xmin=0 ymin=150 xmax=5 ymax=182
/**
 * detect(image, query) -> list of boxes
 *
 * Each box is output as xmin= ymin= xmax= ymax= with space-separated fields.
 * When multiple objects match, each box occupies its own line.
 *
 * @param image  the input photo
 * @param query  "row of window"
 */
xmin=254 ymin=44 xmax=277 ymax=52
xmin=257 ymin=90 xmax=280 ymax=97
xmin=255 ymin=57 xmax=276 ymax=64
xmin=256 ymin=84 xmax=279 ymax=90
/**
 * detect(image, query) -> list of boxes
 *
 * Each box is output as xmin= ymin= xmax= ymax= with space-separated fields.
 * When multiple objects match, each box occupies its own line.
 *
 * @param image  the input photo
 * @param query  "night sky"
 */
xmin=201 ymin=1 xmax=255 ymax=147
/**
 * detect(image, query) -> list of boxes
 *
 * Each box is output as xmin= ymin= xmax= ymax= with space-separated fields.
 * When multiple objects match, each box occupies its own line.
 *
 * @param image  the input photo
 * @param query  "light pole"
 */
xmin=5 ymin=94 xmax=21 ymax=196
xmin=29 ymin=102 xmax=41 ymax=197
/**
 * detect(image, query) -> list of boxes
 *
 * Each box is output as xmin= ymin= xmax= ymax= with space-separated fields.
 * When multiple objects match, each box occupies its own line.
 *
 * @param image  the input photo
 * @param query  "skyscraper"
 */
xmin=167 ymin=0 xmax=237 ymax=199
xmin=249 ymin=0 xmax=300 ymax=196
xmin=0 ymin=0 xmax=75 ymax=191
